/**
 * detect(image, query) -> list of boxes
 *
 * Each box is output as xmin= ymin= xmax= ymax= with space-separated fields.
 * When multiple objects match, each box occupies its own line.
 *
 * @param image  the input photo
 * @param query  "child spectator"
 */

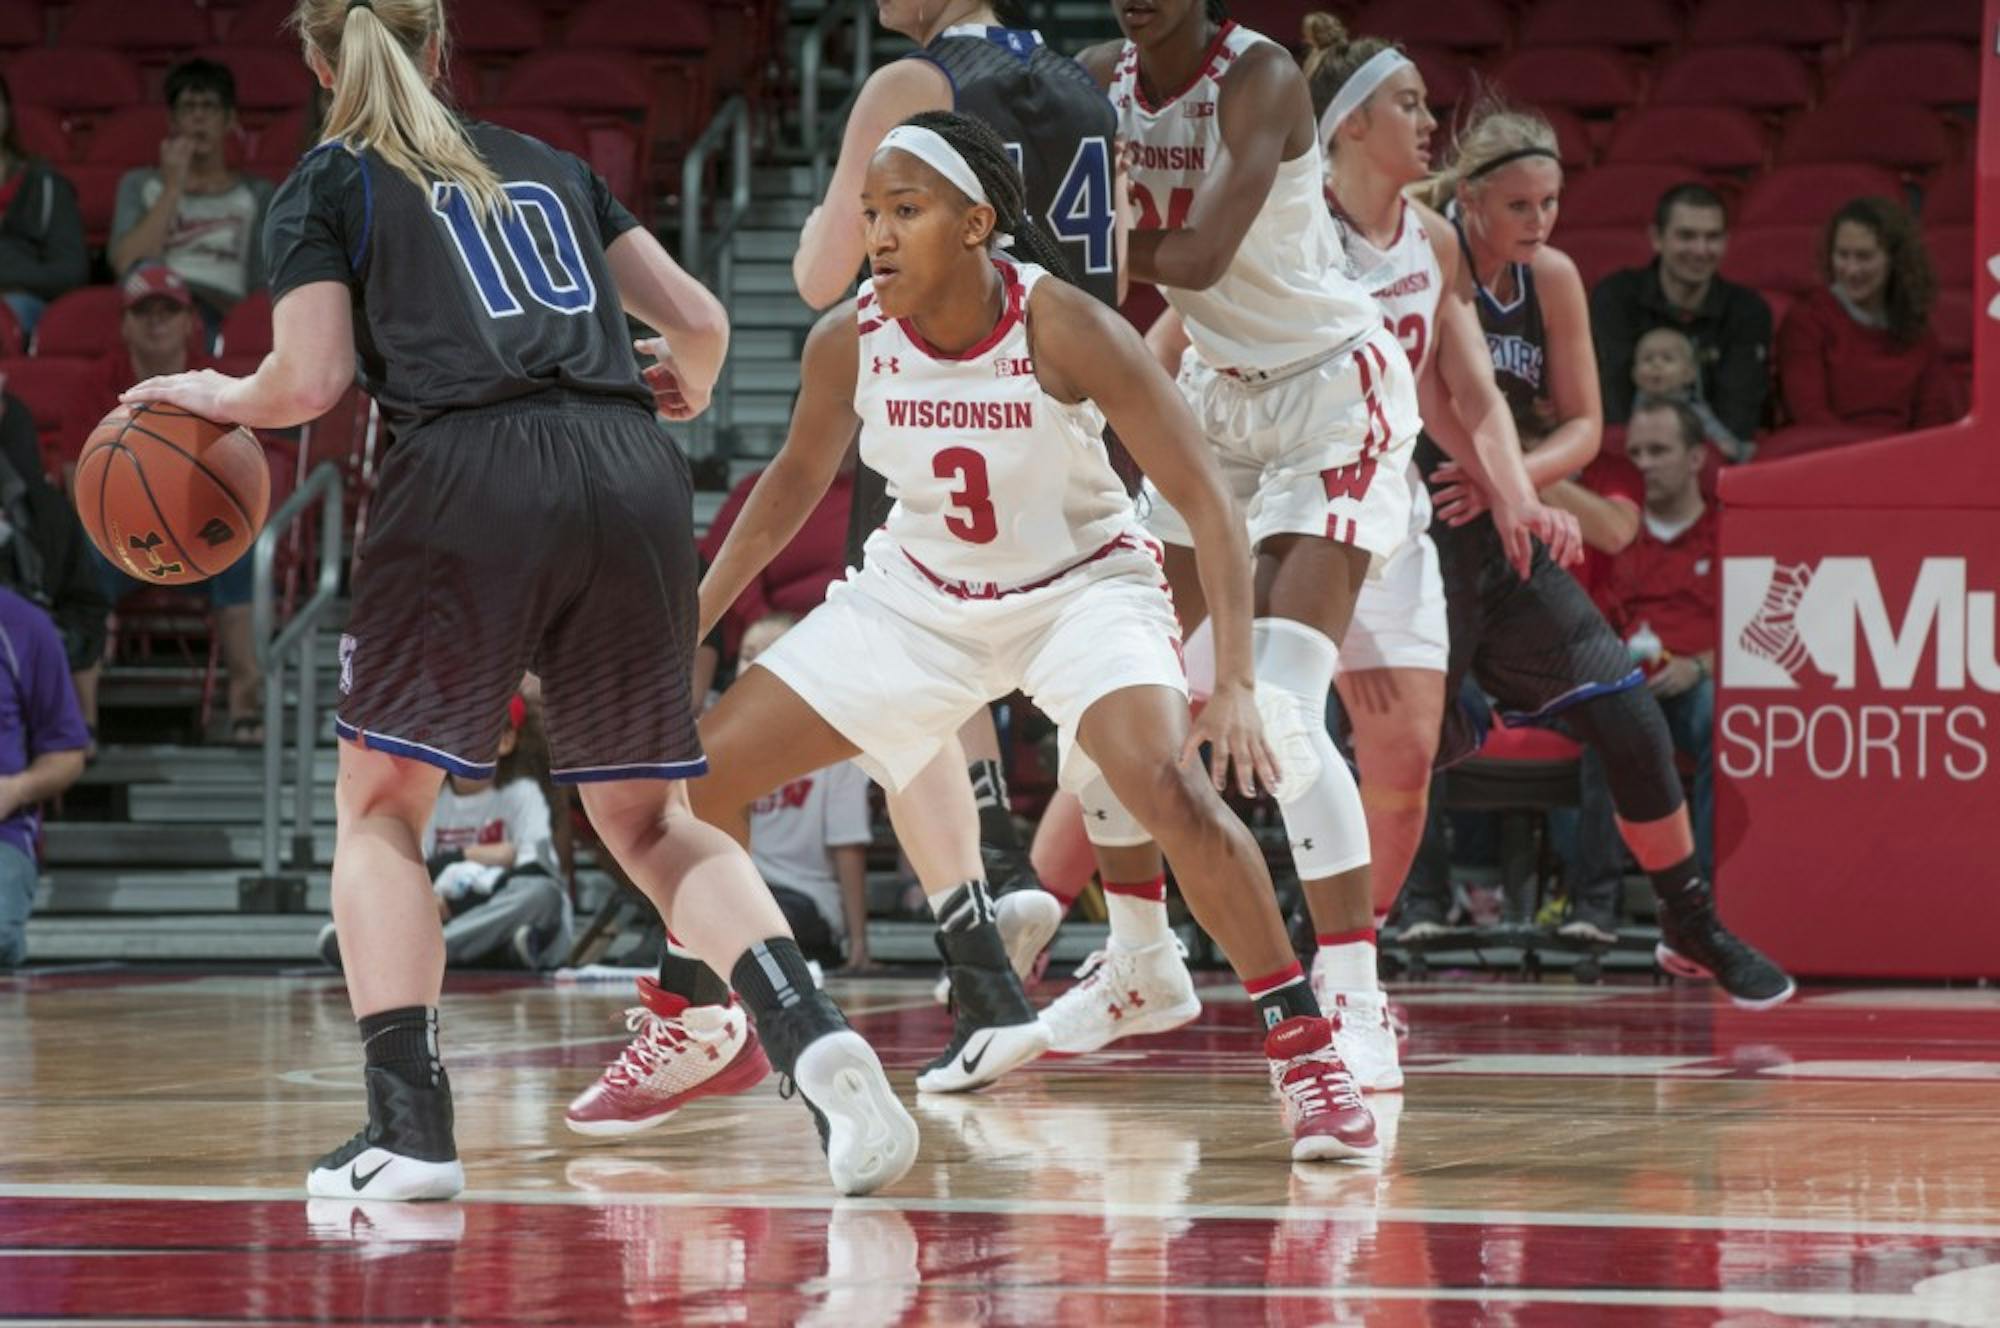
xmin=0 ymin=584 xmax=90 ymax=968
xmin=1776 ymin=196 xmax=1963 ymax=434
xmin=739 ymin=613 xmax=875 ymax=970
xmin=1631 ymin=326 xmax=1744 ymax=460
xmin=108 ymin=59 xmax=274 ymax=342
xmin=0 ymin=72 xmax=87 ymax=337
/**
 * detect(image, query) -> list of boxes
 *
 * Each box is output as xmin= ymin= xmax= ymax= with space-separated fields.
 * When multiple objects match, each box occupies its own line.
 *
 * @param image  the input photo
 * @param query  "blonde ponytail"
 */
xmin=1415 ymin=89 xmax=1559 ymax=212
xmin=294 ymin=0 xmax=506 ymax=219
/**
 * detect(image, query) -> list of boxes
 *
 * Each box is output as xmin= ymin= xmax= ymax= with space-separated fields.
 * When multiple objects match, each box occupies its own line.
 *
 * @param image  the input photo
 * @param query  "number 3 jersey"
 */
xmin=1109 ymin=21 xmax=1380 ymax=374
xmin=853 ymin=258 xmax=1136 ymax=590
xmin=263 ymin=121 xmax=654 ymax=440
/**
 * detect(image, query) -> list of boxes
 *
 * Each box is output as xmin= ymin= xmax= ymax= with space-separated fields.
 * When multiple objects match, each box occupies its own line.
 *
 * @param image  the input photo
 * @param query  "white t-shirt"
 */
xmin=748 ymin=761 xmax=873 ymax=935
xmin=111 ymin=169 xmax=273 ymax=306
xmin=423 ymin=777 xmax=554 ymax=874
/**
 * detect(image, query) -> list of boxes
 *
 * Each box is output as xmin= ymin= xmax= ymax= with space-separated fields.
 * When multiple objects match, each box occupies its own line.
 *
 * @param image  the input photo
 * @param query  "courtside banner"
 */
xmin=1716 ymin=513 xmax=2000 ymax=977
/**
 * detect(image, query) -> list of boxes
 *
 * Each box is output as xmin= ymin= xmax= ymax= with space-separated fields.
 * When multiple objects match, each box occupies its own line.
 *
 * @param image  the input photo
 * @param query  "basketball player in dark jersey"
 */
xmin=1408 ymin=100 xmax=1794 ymax=1008
xmin=124 ymin=0 xmax=917 ymax=1200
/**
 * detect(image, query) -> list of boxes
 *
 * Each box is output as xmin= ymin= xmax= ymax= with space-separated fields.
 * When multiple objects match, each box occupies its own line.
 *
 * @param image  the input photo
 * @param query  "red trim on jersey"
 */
xmin=1132 ymin=20 xmax=1237 ymax=114
xmin=903 ymin=531 xmax=1140 ymax=601
xmin=857 ymin=291 xmax=876 ymax=311
xmin=857 ymin=318 xmax=884 ymax=336
xmin=896 ymin=258 xmax=1025 ymax=363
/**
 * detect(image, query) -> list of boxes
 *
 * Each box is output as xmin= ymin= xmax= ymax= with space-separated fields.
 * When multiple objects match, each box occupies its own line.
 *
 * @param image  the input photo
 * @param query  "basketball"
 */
xmin=72 ymin=402 xmax=270 ymax=588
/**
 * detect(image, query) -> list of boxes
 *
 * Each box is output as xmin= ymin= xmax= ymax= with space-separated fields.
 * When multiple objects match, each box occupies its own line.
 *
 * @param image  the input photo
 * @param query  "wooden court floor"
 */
xmin=3 ymin=969 xmax=1999 ymax=1325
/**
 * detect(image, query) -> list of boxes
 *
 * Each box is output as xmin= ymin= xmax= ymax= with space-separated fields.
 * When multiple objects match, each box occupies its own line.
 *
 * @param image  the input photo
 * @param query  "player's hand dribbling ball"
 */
xmin=72 ymin=402 xmax=269 ymax=587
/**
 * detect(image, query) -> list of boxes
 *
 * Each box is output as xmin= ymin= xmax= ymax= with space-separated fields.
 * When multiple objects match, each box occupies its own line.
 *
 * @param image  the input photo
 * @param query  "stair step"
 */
xmin=732 ymin=228 xmax=805 ymax=261
xmin=731 ymin=327 xmax=799 ymax=358
xmin=728 ymin=393 xmax=798 ymax=426
xmin=728 ymin=292 xmax=816 ymax=327
xmin=745 ymin=198 xmax=814 ymax=228
xmin=733 ymin=262 xmax=804 ymax=295
xmin=76 ymin=745 xmax=340 ymax=786
xmin=43 ymin=822 xmax=335 ymax=868
xmin=23 ymin=913 xmax=332 ymax=962
xmin=35 ymin=870 xmax=333 ymax=913
xmin=731 ymin=362 xmax=802 ymax=394
xmin=752 ymin=164 xmax=816 ymax=195
xmin=125 ymin=784 xmax=336 ymax=824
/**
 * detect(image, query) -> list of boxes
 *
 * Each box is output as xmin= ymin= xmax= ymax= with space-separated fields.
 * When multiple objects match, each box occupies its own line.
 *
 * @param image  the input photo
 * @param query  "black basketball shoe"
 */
xmin=917 ymin=882 xmax=1052 ymax=1094
xmin=306 ymin=1066 xmax=463 ymax=1201
xmin=1656 ymin=885 xmax=1797 ymax=1010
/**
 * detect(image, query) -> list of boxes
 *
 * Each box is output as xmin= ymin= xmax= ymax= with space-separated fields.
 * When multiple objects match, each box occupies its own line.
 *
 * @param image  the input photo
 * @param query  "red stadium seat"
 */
xmin=1492 ymin=46 xmax=1641 ymax=113
xmin=13 ymin=104 xmax=69 ymax=162
xmin=1556 ymin=227 xmax=1655 ymax=288
xmin=1650 ymin=45 xmax=1814 ymax=113
xmin=1828 ymin=42 xmax=1980 ymax=109
xmin=1605 ymin=107 xmax=1770 ymax=172
xmin=498 ymin=51 xmax=654 ymax=211
xmin=1719 ymin=225 xmax=1822 ymax=295
xmin=1685 ymin=0 xmax=1849 ymax=49
xmin=34 ymin=284 xmax=123 ymax=358
xmin=83 ymin=105 xmax=170 ymax=164
xmin=1928 ymin=224 xmax=1975 ymax=288
xmin=1777 ymin=101 xmax=1954 ymax=172
xmin=478 ymin=106 xmax=592 ymax=161
xmin=0 ymin=300 xmax=21 ymax=359
xmin=215 ymin=289 xmax=272 ymax=375
xmin=0 ymin=2 xmax=41 ymax=49
xmin=1355 ymin=0 xmax=1510 ymax=52
xmin=1758 ymin=286 xmax=1795 ymax=332
xmin=66 ymin=165 xmax=125 ymax=247
xmin=1405 ymin=45 xmax=1471 ymax=112
xmin=702 ymin=0 xmax=781 ymax=99
xmin=562 ymin=0 xmax=714 ymax=54
xmin=1738 ymin=164 xmax=1907 ymax=227
xmin=192 ymin=46 xmax=316 ymax=114
xmin=220 ymin=0 xmax=296 ymax=47
xmin=1 ymin=355 xmax=100 ymax=474
xmin=1518 ymin=0 xmax=1679 ymax=49
xmin=4 ymin=48 xmax=144 ymax=115
xmin=1933 ymin=287 xmax=1973 ymax=362
xmin=1860 ymin=0 xmax=1982 ymax=42
xmin=57 ymin=0 xmax=209 ymax=51
xmin=1559 ymin=164 xmax=1701 ymax=229
xmin=1923 ymin=165 xmax=1975 ymax=223
xmin=448 ymin=0 xmax=543 ymax=53
xmin=1753 ymin=422 xmax=1877 ymax=462
xmin=1540 ymin=105 xmax=1592 ymax=169
xmin=249 ymin=107 xmax=313 ymax=176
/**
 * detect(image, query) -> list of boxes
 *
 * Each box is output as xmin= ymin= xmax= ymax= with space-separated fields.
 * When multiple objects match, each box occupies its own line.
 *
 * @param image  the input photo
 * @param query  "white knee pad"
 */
xmin=1253 ymin=619 xmax=1370 ymax=880
xmin=1077 ymin=771 xmax=1153 ymax=848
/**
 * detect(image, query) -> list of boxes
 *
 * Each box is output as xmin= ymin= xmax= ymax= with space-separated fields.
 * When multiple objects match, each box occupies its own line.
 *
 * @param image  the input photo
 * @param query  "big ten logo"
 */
xmin=1719 ymin=556 xmax=1998 ymax=782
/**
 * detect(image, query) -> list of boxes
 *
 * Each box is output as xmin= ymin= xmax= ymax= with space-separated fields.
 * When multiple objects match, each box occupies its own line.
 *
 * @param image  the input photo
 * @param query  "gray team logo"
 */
xmin=338 ymin=634 xmax=356 ymax=695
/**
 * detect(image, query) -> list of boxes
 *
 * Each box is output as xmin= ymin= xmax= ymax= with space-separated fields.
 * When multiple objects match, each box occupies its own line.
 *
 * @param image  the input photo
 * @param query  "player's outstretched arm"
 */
xmin=608 ymin=227 xmax=730 ymax=421
xmin=1125 ymin=44 xmax=1303 ymax=292
xmin=697 ymin=302 xmax=861 ymax=640
xmin=121 ymin=282 xmax=353 ymax=427
xmin=1028 ymin=279 xmax=1277 ymax=795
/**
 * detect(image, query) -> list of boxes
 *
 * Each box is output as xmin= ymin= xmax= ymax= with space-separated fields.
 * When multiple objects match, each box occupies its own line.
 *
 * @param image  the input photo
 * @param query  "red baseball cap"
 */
xmin=122 ymin=263 xmax=192 ymax=311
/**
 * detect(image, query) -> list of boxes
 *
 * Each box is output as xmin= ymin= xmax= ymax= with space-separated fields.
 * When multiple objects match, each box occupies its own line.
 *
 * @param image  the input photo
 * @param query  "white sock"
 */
xmin=1315 ymin=938 xmax=1379 ymax=994
xmin=1105 ymin=884 xmax=1171 ymax=949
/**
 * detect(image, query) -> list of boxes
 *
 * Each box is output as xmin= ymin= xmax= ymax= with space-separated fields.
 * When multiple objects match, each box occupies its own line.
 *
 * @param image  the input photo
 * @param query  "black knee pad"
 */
xmin=1561 ymin=683 xmax=1684 ymax=824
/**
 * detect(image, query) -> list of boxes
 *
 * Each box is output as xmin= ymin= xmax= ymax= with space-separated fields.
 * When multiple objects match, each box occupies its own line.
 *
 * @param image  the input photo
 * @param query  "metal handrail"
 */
xmin=252 ymin=462 xmax=344 ymax=882
xmin=800 ymin=0 xmax=872 ymax=191
xmin=680 ymin=94 xmax=754 ymax=460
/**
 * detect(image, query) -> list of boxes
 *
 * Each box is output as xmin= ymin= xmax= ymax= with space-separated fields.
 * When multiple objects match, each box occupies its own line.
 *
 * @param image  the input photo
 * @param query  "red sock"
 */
xmin=1244 ymin=961 xmax=1314 ymax=1029
xmin=1315 ymin=927 xmax=1377 ymax=949
xmin=1104 ymin=874 xmax=1166 ymax=903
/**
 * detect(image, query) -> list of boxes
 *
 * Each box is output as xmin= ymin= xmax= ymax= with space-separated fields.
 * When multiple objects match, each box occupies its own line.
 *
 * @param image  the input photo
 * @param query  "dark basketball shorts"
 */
xmin=335 ymin=393 xmax=705 ymax=784
xmin=1433 ymin=515 xmax=1644 ymax=768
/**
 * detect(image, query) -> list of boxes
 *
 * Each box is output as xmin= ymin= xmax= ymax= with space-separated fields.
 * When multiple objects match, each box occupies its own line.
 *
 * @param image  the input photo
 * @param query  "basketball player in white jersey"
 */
xmin=687 ymin=111 xmax=1380 ymax=1158
xmin=1033 ymin=0 xmax=1574 ymax=1068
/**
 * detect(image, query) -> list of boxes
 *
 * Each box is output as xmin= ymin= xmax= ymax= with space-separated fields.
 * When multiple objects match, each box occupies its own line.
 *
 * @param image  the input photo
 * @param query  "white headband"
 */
xmin=1316 ymin=48 xmax=1414 ymax=144
xmin=877 ymin=123 xmax=1012 ymax=248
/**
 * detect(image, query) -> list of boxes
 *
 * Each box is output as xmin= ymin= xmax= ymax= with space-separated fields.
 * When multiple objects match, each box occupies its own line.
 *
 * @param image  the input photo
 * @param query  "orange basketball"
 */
xmin=72 ymin=403 xmax=270 ymax=587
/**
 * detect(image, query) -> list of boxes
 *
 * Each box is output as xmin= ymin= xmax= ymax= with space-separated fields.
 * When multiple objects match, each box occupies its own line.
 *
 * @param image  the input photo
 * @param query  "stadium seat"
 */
xmin=1827 ymin=42 xmax=1980 ymax=109
xmin=0 ymin=2 xmax=40 ymax=49
xmin=1355 ymin=0 xmax=1510 ymax=52
xmin=1933 ymin=286 xmax=1973 ymax=362
xmin=248 ymin=107 xmax=309 ymax=175
xmin=13 ymin=104 xmax=69 ymax=162
xmin=1517 ymin=0 xmax=1679 ymax=48
xmin=4 ymin=48 xmax=145 ymax=116
xmin=701 ymin=0 xmax=781 ymax=100
xmin=1605 ymin=107 xmax=1769 ymax=172
xmin=478 ymin=106 xmax=592 ymax=161
xmin=1649 ymin=45 xmax=1814 ymax=113
xmin=562 ymin=0 xmax=714 ymax=54
xmin=1541 ymin=106 xmax=1592 ymax=169
xmin=220 ymin=0 xmax=296 ymax=47
xmin=83 ymin=105 xmax=172 ymax=164
xmin=1559 ymin=164 xmax=1701 ymax=230
xmin=1557 ymin=227 xmax=1654 ymax=288
xmin=193 ymin=46 xmax=316 ymax=115
xmin=67 ymin=165 xmax=126 ymax=248
xmin=34 ymin=284 xmax=124 ymax=359
xmin=1719 ymin=225 xmax=1822 ymax=295
xmin=1404 ymin=45 xmax=1471 ymax=113
xmin=215 ymin=290 xmax=271 ymax=376
xmin=1737 ymin=164 xmax=1907 ymax=227
xmin=1492 ymin=47 xmax=1641 ymax=113
xmin=1777 ymin=101 xmax=1954 ymax=172
xmin=1928 ymin=224 xmax=1975 ymax=288
xmin=1685 ymin=0 xmax=1849 ymax=49
xmin=1 ymin=355 xmax=100 ymax=475
xmin=498 ymin=51 xmax=654 ymax=211
xmin=1860 ymin=0 xmax=1983 ymax=42
xmin=1753 ymin=423 xmax=1877 ymax=462
xmin=1923 ymin=164 xmax=1975 ymax=223
xmin=57 ymin=0 xmax=209 ymax=51
xmin=1758 ymin=286 xmax=1795 ymax=333
xmin=0 ymin=300 xmax=21 ymax=359
xmin=448 ymin=0 xmax=543 ymax=54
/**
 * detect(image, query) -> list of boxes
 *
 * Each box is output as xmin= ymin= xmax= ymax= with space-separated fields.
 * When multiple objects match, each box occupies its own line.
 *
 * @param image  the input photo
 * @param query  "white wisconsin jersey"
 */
xmin=1331 ymin=195 xmax=1444 ymax=375
xmin=854 ymin=258 xmax=1135 ymax=588
xmin=1110 ymin=22 xmax=1381 ymax=372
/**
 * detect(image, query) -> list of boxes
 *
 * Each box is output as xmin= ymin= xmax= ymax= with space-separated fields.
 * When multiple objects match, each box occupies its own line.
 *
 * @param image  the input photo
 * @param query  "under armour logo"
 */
xmin=872 ymin=356 xmax=900 ymax=374
xmin=196 ymin=517 xmax=235 ymax=548
xmin=1087 ymin=808 xmax=1109 ymax=821
xmin=1293 ymin=837 xmax=1314 ymax=852
xmin=127 ymin=531 xmax=183 ymax=579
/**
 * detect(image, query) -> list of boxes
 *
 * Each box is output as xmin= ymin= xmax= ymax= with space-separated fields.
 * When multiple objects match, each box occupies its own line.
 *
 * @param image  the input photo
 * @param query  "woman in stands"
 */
xmin=122 ymin=0 xmax=917 ymax=1200
xmin=1776 ymin=195 xmax=1962 ymax=434
xmin=681 ymin=111 xmax=1379 ymax=1158
xmin=1406 ymin=93 xmax=1795 ymax=1009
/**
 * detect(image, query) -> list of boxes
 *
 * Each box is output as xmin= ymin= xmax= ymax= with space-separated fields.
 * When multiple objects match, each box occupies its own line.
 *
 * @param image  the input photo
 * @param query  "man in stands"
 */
xmin=1563 ymin=396 xmax=1720 ymax=939
xmin=84 ymin=264 xmax=263 ymax=743
xmin=1590 ymin=184 xmax=1771 ymax=444
xmin=108 ymin=58 xmax=273 ymax=345
xmin=0 ymin=583 xmax=89 ymax=969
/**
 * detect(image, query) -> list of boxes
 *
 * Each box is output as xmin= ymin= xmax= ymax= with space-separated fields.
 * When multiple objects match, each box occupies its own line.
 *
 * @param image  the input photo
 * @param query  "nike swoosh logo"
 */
xmin=959 ymin=1033 xmax=992 ymax=1077
xmin=350 ymin=1158 xmax=392 ymax=1192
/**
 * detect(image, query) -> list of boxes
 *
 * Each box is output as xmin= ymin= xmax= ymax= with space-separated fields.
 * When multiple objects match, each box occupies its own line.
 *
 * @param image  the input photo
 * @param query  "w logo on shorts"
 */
xmin=338 ymin=634 xmax=356 ymax=695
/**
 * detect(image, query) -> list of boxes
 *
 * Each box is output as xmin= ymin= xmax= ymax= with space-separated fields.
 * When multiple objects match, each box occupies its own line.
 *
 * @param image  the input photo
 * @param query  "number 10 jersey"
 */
xmin=853 ymin=258 xmax=1136 ymax=591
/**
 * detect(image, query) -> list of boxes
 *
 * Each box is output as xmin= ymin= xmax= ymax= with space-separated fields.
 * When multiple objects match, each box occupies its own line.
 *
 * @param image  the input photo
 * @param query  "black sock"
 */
xmin=1648 ymin=855 xmax=1707 ymax=912
xmin=657 ymin=947 xmax=732 ymax=1007
xmin=359 ymin=1006 xmax=443 ymax=1089
xmin=1253 ymin=977 xmax=1318 ymax=1031
xmin=730 ymin=937 xmax=842 ymax=1072
xmin=969 ymin=757 xmax=1022 ymax=853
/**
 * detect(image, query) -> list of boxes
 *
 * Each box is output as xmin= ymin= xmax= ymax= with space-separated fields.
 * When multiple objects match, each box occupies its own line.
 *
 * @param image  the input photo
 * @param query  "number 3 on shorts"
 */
xmin=934 ymin=447 xmax=998 ymax=544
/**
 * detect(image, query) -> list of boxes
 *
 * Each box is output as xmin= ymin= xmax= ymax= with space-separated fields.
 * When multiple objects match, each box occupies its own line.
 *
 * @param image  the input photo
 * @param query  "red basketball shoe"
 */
xmin=566 ymin=977 xmax=770 ymax=1136
xmin=1266 ymin=1015 xmax=1378 ymax=1162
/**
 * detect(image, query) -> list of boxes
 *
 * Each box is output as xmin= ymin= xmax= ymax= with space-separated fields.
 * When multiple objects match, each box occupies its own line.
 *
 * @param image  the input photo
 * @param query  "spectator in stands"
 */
xmin=1562 ymin=394 xmax=1721 ymax=938
xmin=0 ymin=584 xmax=90 ymax=969
xmin=108 ymin=59 xmax=274 ymax=344
xmin=1776 ymin=196 xmax=1963 ymax=433
xmin=0 ymin=392 xmax=109 ymax=744
xmin=87 ymin=264 xmax=263 ymax=743
xmin=739 ymin=614 xmax=875 ymax=971
xmin=699 ymin=445 xmax=856 ymax=658
xmin=0 ymin=72 xmax=87 ymax=339
xmin=318 ymin=694 xmax=568 ymax=972
xmin=1631 ymin=326 xmax=1744 ymax=460
xmin=1590 ymin=183 xmax=1771 ymax=443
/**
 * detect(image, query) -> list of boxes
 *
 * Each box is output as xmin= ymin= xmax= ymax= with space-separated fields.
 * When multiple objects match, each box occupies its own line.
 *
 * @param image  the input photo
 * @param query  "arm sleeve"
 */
xmin=1589 ymin=273 xmax=1639 ymax=426
xmin=108 ymin=171 xmax=153 ymax=260
xmin=17 ymin=604 xmax=87 ymax=757
xmin=1709 ymin=289 xmax=1772 ymax=440
xmin=244 ymin=175 xmax=277 ymax=294
xmin=1775 ymin=299 xmax=1839 ymax=426
xmin=821 ymin=762 xmax=875 ymax=848
xmin=263 ymin=148 xmax=364 ymax=303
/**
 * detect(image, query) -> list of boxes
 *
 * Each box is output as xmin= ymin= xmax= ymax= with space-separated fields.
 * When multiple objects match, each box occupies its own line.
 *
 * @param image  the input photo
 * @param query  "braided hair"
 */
xmin=1207 ymin=0 xmax=1227 ymax=21
xmin=900 ymin=109 xmax=1076 ymax=284
xmin=990 ymin=0 xmax=1032 ymax=24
